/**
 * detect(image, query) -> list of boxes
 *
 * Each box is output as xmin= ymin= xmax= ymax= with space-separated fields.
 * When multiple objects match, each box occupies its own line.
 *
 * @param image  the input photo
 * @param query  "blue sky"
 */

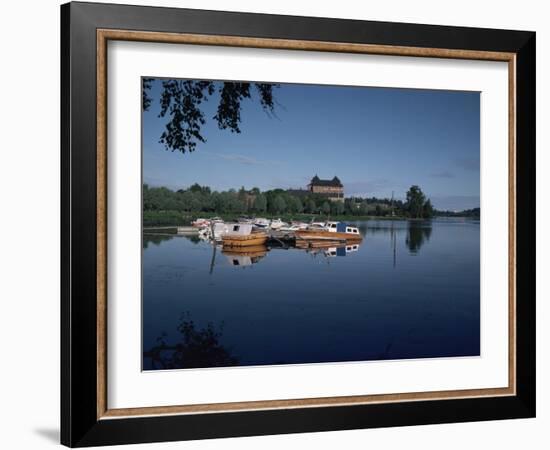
xmin=143 ymin=79 xmax=480 ymax=210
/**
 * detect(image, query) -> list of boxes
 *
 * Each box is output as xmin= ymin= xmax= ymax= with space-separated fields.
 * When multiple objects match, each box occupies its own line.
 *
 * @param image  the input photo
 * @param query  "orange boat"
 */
xmin=222 ymin=232 xmax=268 ymax=247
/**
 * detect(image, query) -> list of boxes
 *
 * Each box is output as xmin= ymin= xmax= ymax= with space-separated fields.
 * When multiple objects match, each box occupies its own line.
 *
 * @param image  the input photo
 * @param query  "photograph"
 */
xmin=141 ymin=78 xmax=481 ymax=371
xmin=55 ymin=1 xmax=537 ymax=446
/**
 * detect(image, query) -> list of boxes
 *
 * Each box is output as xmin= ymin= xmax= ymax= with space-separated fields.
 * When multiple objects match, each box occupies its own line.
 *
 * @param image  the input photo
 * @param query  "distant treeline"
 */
xmin=143 ymin=183 xmax=436 ymax=218
xmin=435 ymin=207 xmax=480 ymax=218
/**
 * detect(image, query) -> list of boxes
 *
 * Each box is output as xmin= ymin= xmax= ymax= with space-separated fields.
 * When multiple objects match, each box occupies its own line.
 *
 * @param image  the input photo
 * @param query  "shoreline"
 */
xmin=143 ymin=211 xmax=479 ymax=227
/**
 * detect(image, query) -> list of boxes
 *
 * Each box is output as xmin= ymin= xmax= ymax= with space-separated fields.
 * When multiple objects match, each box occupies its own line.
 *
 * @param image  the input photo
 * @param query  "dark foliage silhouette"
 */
xmin=144 ymin=312 xmax=239 ymax=370
xmin=143 ymin=78 xmax=278 ymax=153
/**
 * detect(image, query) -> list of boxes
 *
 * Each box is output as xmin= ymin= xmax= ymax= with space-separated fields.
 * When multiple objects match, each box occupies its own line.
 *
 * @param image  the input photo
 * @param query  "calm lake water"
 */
xmin=142 ymin=219 xmax=480 ymax=370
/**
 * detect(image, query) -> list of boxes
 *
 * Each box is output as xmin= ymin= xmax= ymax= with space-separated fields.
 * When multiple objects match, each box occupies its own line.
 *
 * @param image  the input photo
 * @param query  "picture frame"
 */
xmin=61 ymin=1 xmax=535 ymax=447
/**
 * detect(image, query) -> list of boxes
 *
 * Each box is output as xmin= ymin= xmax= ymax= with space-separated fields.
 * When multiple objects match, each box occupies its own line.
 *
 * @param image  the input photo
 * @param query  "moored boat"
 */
xmin=222 ymin=233 xmax=268 ymax=247
xmin=295 ymin=221 xmax=362 ymax=242
xmin=254 ymin=218 xmax=270 ymax=228
xmin=192 ymin=217 xmax=223 ymax=229
xmin=192 ymin=218 xmax=210 ymax=228
xmin=269 ymin=218 xmax=288 ymax=230
xmin=221 ymin=223 xmax=268 ymax=247
xmin=279 ymin=224 xmax=301 ymax=232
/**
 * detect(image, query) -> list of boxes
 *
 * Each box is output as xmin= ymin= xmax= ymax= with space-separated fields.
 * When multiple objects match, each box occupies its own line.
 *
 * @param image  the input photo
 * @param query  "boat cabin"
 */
xmin=326 ymin=222 xmax=360 ymax=236
xmin=211 ymin=222 xmax=254 ymax=240
xmin=227 ymin=223 xmax=254 ymax=235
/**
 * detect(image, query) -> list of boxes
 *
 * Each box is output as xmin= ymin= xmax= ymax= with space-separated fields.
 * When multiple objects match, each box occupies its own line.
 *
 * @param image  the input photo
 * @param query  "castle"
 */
xmin=307 ymin=175 xmax=344 ymax=202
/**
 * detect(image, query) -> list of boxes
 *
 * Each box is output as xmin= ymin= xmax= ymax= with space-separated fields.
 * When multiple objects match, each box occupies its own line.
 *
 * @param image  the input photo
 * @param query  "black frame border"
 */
xmin=61 ymin=2 xmax=535 ymax=447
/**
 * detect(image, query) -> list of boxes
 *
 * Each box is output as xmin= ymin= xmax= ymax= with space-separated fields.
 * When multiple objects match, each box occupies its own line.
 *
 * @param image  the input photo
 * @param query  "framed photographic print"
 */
xmin=61 ymin=1 xmax=536 ymax=447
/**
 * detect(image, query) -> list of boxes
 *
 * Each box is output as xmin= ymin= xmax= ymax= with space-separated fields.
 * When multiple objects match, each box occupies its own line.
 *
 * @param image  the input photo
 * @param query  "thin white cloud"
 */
xmin=454 ymin=157 xmax=479 ymax=171
xmin=430 ymin=170 xmax=455 ymax=179
xmin=204 ymin=151 xmax=283 ymax=167
xmin=345 ymin=179 xmax=399 ymax=197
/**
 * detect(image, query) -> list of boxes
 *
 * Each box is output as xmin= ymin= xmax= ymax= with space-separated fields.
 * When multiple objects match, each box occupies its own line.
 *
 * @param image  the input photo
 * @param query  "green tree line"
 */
xmin=143 ymin=183 xmax=435 ymax=218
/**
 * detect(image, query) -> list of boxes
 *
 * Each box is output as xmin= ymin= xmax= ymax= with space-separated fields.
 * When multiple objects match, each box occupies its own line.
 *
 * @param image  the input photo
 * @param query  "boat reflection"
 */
xmin=220 ymin=239 xmax=362 ymax=268
xmin=323 ymin=243 xmax=360 ymax=258
xmin=295 ymin=240 xmax=361 ymax=257
xmin=222 ymin=245 xmax=268 ymax=267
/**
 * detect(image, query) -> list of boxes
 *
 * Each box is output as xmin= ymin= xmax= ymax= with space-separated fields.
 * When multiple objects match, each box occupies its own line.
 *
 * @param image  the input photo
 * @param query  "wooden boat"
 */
xmin=295 ymin=221 xmax=363 ymax=242
xmin=222 ymin=233 xmax=268 ymax=247
xmin=221 ymin=223 xmax=268 ymax=247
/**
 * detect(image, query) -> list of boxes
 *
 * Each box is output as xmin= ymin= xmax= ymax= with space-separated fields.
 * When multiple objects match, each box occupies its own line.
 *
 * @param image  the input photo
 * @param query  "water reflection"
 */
xmin=222 ymin=245 xmax=268 ymax=267
xmin=142 ymin=219 xmax=480 ymax=369
xmin=143 ymin=233 xmax=173 ymax=249
xmin=145 ymin=219 xmax=434 ymax=270
xmin=405 ymin=221 xmax=433 ymax=254
xmin=143 ymin=312 xmax=239 ymax=370
xmin=183 ymin=233 xmax=202 ymax=244
xmin=296 ymin=242 xmax=360 ymax=258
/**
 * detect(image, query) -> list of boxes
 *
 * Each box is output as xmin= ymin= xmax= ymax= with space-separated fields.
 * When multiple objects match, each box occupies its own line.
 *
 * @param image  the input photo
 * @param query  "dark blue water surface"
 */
xmin=143 ymin=219 xmax=480 ymax=370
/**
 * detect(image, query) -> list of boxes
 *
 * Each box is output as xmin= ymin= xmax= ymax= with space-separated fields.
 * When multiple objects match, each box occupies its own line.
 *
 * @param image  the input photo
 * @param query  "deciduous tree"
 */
xmin=143 ymin=79 xmax=278 ymax=153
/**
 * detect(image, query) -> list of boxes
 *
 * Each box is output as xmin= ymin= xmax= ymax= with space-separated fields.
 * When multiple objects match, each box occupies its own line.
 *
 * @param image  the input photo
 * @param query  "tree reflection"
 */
xmin=143 ymin=233 xmax=173 ymax=249
xmin=405 ymin=221 xmax=432 ymax=254
xmin=144 ymin=312 xmax=239 ymax=370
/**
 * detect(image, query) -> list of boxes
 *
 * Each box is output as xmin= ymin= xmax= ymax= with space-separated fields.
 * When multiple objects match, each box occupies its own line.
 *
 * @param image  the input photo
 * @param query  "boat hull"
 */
xmin=295 ymin=230 xmax=363 ymax=242
xmin=222 ymin=233 xmax=268 ymax=247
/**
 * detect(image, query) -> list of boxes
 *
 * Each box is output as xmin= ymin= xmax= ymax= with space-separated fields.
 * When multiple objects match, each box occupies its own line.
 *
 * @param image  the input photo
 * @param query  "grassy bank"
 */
xmin=142 ymin=210 xmax=412 ymax=227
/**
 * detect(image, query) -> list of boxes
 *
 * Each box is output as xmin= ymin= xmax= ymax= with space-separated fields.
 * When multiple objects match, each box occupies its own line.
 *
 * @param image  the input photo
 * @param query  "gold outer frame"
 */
xmin=96 ymin=29 xmax=516 ymax=420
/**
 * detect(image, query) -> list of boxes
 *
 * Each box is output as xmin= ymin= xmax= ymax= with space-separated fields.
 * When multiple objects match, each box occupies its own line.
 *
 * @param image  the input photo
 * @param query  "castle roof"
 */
xmin=309 ymin=175 xmax=343 ymax=187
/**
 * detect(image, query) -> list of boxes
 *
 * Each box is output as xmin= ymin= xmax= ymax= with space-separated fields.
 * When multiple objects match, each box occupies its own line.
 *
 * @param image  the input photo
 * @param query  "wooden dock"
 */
xmin=267 ymin=230 xmax=296 ymax=247
xmin=143 ymin=226 xmax=199 ymax=235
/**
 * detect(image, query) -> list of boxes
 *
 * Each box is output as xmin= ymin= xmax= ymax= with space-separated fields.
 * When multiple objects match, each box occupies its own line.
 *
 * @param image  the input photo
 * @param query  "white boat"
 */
xmin=192 ymin=217 xmax=223 ymax=228
xmin=279 ymin=224 xmax=300 ymax=232
xmin=269 ymin=218 xmax=288 ymax=230
xmin=279 ymin=221 xmax=308 ymax=232
xmin=209 ymin=222 xmax=233 ymax=241
xmin=309 ymin=221 xmax=327 ymax=229
xmin=292 ymin=221 xmax=309 ymax=230
xmin=222 ymin=224 xmax=269 ymax=247
xmin=192 ymin=218 xmax=210 ymax=228
xmin=254 ymin=218 xmax=270 ymax=228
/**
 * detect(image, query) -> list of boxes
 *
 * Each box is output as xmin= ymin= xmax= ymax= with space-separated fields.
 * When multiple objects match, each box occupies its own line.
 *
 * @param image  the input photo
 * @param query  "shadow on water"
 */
xmin=405 ymin=221 xmax=432 ymax=254
xmin=143 ymin=312 xmax=239 ymax=370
